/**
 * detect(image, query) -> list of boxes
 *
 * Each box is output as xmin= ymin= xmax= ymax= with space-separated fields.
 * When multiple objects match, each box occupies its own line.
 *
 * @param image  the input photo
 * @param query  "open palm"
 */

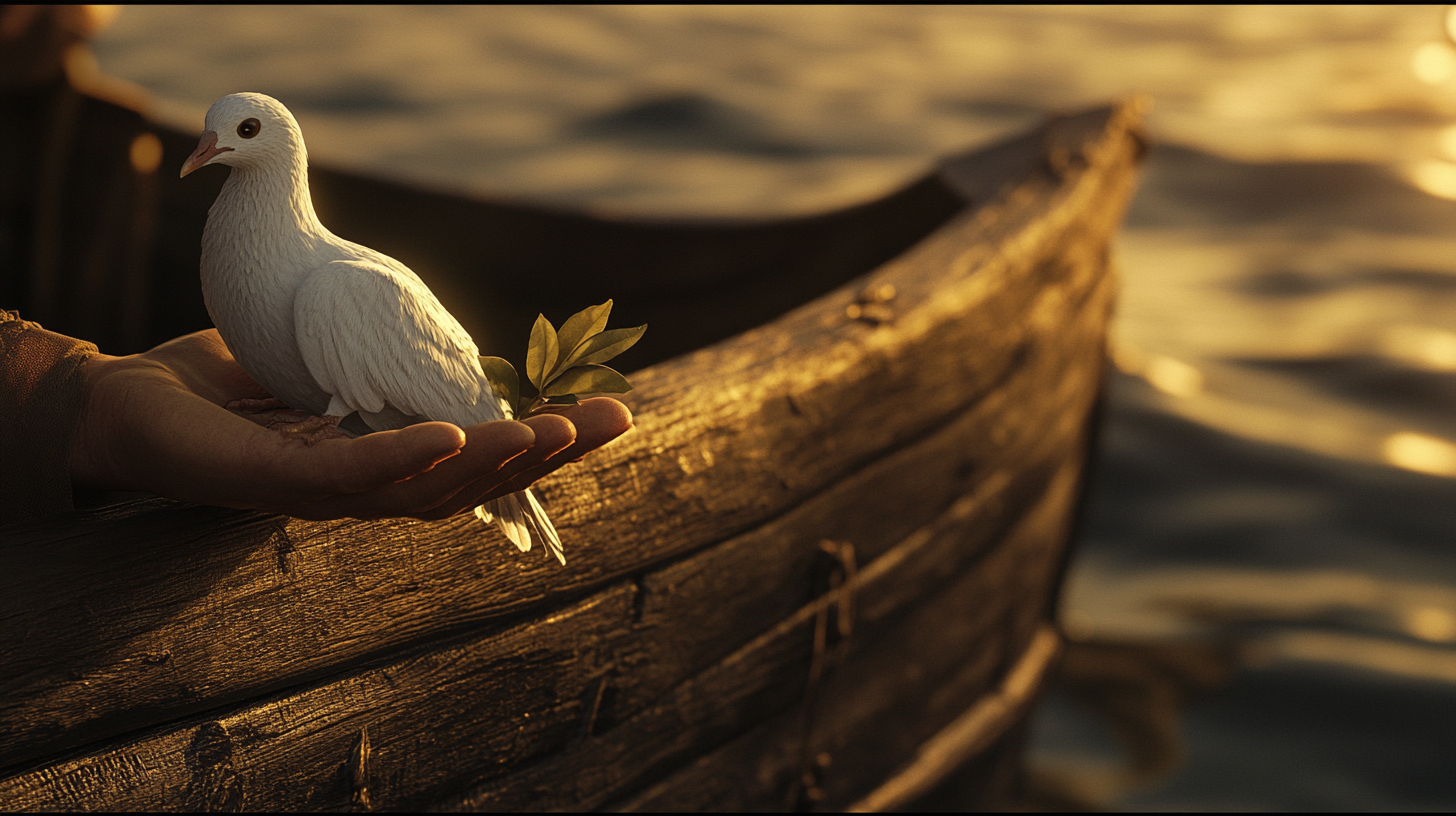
xmin=68 ymin=329 xmax=633 ymax=520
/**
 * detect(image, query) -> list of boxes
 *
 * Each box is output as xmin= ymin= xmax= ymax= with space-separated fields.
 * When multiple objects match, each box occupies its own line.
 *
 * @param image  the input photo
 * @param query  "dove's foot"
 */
xmin=227 ymin=399 xmax=355 ymax=444
xmin=226 ymin=397 xmax=314 ymax=429
xmin=267 ymin=414 xmax=353 ymax=446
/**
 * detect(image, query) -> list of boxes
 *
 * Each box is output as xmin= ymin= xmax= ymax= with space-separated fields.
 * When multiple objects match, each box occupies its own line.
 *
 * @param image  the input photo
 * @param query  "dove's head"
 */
xmin=181 ymin=93 xmax=307 ymax=178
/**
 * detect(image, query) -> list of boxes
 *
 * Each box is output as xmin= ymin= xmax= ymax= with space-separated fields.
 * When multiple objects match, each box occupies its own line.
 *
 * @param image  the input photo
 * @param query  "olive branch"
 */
xmin=479 ymin=300 xmax=646 ymax=419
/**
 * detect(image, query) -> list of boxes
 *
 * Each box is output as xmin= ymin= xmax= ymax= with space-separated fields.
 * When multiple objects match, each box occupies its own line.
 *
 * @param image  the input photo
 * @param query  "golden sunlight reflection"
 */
xmin=1411 ymin=41 xmax=1456 ymax=85
xmin=1113 ymin=341 xmax=1205 ymax=399
xmin=90 ymin=5 xmax=1456 ymax=211
xmin=1382 ymin=324 xmax=1456 ymax=371
xmin=1408 ymin=159 xmax=1456 ymax=199
xmin=1144 ymin=356 xmax=1203 ymax=399
xmin=1263 ymin=631 xmax=1456 ymax=684
xmin=1405 ymin=606 xmax=1456 ymax=643
xmin=1382 ymin=431 xmax=1456 ymax=476
xmin=1065 ymin=562 xmax=1456 ymax=665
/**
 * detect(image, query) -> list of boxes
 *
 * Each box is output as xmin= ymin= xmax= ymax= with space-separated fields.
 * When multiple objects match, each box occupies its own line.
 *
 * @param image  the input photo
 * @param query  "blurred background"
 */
xmin=9 ymin=5 xmax=1456 ymax=809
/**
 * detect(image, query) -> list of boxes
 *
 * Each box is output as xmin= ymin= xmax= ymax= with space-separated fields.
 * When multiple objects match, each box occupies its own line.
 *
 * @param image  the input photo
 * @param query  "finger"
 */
xmin=563 ymin=397 xmax=634 ymax=451
xmin=405 ymin=413 xmax=579 ymax=520
xmin=476 ymin=397 xmax=633 ymax=504
xmin=303 ymin=421 xmax=470 ymax=495
xmin=270 ymin=400 xmax=625 ymax=519
xmin=284 ymin=419 xmax=544 ymax=520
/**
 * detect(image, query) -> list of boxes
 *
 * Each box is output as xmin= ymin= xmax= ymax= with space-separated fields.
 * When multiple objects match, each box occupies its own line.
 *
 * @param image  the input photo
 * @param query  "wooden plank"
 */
xmin=611 ymin=471 xmax=1080 ymax=813
xmin=0 ymin=455 xmax=1071 ymax=811
xmin=616 ymin=617 xmax=1065 ymax=812
xmin=614 ymin=271 xmax=1112 ymax=722
xmin=458 ymin=461 xmax=1086 ymax=813
xmin=443 ymin=287 xmax=1111 ymax=810
xmin=0 ymin=585 xmax=637 ymax=811
xmin=0 ymin=103 xmax=1141 ymax=773
xmin=0 ymin=270 xmax=1103 ymax=809
xmin=845 ymin=626 xmax=1063 ymax=812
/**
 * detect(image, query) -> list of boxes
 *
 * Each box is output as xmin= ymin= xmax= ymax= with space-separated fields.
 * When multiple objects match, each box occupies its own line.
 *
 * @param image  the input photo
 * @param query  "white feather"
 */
xmin=194 ymin=92 xmax=563 ymax=563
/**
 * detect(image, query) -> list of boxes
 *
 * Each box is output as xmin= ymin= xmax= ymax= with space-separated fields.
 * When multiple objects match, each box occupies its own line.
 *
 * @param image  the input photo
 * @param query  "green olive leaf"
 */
xmin=551 ymin=300 xmax=613 ymax=380
xmin=478 ymin=356 xmax=520 ymax=418
xmin=556 ymin=324 xmax=647 ymax=374
xmin=543 ymin=393 xmax=580 ymax=406
xmin=527 ymin=313 xmax=559 ymax=391
xmin=542 ymin=364 xmax=633 ymax=397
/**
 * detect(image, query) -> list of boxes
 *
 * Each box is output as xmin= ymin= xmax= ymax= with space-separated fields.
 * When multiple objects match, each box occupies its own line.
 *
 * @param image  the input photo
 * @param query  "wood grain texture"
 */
xmin=609 ymin=467 xmax=1080 ymax=813
xmin=585 ymin=250 xmax=1112 ymax=734
xmin=0 ymin=101 xmax=1142 ymax=808
xmin=0 ymin=264 xmax=1105 ymax=809
xmin=446 ymin=295 xmax=1110 ymax=811
xmin=0 ymin=585 xmax=637 ymax=811
xmin=845 ymin=626 xmax=1063 ymax=812
xmin=0 ymin=439 xmax=1083 ymax=813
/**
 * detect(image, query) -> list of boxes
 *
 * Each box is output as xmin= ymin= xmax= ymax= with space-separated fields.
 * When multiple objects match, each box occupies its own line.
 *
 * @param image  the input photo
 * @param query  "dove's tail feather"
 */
xmin=475 ymin=489 xmax=565 ymax=565
xmin=475 ymin=496 xmax=530 ymax=552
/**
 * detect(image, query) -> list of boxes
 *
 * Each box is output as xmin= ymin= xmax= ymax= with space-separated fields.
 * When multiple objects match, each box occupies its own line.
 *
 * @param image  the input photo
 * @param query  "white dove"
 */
xmin=180 ymin=92 xmax=564 ymax=564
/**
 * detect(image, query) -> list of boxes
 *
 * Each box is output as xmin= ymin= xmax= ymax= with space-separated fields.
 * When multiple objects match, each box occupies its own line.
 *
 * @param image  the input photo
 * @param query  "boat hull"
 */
xmin=0 ymin=101 xmax=1143 ymax=811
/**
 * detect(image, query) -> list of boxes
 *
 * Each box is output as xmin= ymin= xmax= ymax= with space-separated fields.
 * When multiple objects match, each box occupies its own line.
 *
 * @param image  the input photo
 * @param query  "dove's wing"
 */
xmin=293 ymin=259 xmax=499 ymax=425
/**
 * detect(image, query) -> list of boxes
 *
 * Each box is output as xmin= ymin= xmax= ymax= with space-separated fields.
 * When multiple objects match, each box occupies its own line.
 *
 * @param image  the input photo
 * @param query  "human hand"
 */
xmin=68 ymin=329 xmax=633 ymax=520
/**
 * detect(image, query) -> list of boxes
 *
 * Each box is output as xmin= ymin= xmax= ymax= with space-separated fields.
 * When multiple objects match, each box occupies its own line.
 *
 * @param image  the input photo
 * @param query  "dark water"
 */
xmin=92 ymin=7 xmax=1456 ymax=809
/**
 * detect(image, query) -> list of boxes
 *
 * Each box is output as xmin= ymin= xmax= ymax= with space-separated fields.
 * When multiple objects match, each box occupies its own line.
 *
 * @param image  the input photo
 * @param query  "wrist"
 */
xmin=68 ymin=352 xmax=127 ymax=490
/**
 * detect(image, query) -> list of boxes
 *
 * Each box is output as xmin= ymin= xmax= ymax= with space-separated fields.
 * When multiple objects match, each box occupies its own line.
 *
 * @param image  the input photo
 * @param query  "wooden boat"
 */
xmin=0 ymin=99 xmax=1144 ymax=811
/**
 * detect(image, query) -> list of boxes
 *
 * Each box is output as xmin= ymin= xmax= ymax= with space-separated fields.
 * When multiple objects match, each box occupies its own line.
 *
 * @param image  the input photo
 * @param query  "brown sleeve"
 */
xmin=0 ymin=310 xmax=99 ymax=522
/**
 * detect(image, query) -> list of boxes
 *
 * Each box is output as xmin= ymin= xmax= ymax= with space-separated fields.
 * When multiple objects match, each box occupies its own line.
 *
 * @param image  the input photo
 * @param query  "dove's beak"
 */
xmin=180 ymin=130 xmax=233 ymax=178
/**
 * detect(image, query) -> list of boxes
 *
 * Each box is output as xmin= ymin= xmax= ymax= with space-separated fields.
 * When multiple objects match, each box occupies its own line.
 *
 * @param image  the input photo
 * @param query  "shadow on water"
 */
xmin=1235 ymin=267 xmax=1456 ymax=298
xmin=569 ymin=91 xmax=914 ymax=159
xmin=1026 ymin=645 xmax=1456 ymax=811
xmin=1232 ymin=354 xmax=1456 ymax=419
xmin=1086 ymin=375 xmax=1456 ymax=575
xmin=1128 ymin=143 xmax=1456 ymax=236
xmin=281 ymin=78 xmax=429 ymax=115
xmin=1125 ymin=664 xmax=1456 ymax=811
xmin=571 ymin=93 xmax=819 ymax=158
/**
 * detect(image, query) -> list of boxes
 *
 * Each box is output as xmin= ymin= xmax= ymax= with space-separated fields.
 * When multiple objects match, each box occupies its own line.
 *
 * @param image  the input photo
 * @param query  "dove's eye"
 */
xmin=237 ymin=118 xmax=261 ymax=139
